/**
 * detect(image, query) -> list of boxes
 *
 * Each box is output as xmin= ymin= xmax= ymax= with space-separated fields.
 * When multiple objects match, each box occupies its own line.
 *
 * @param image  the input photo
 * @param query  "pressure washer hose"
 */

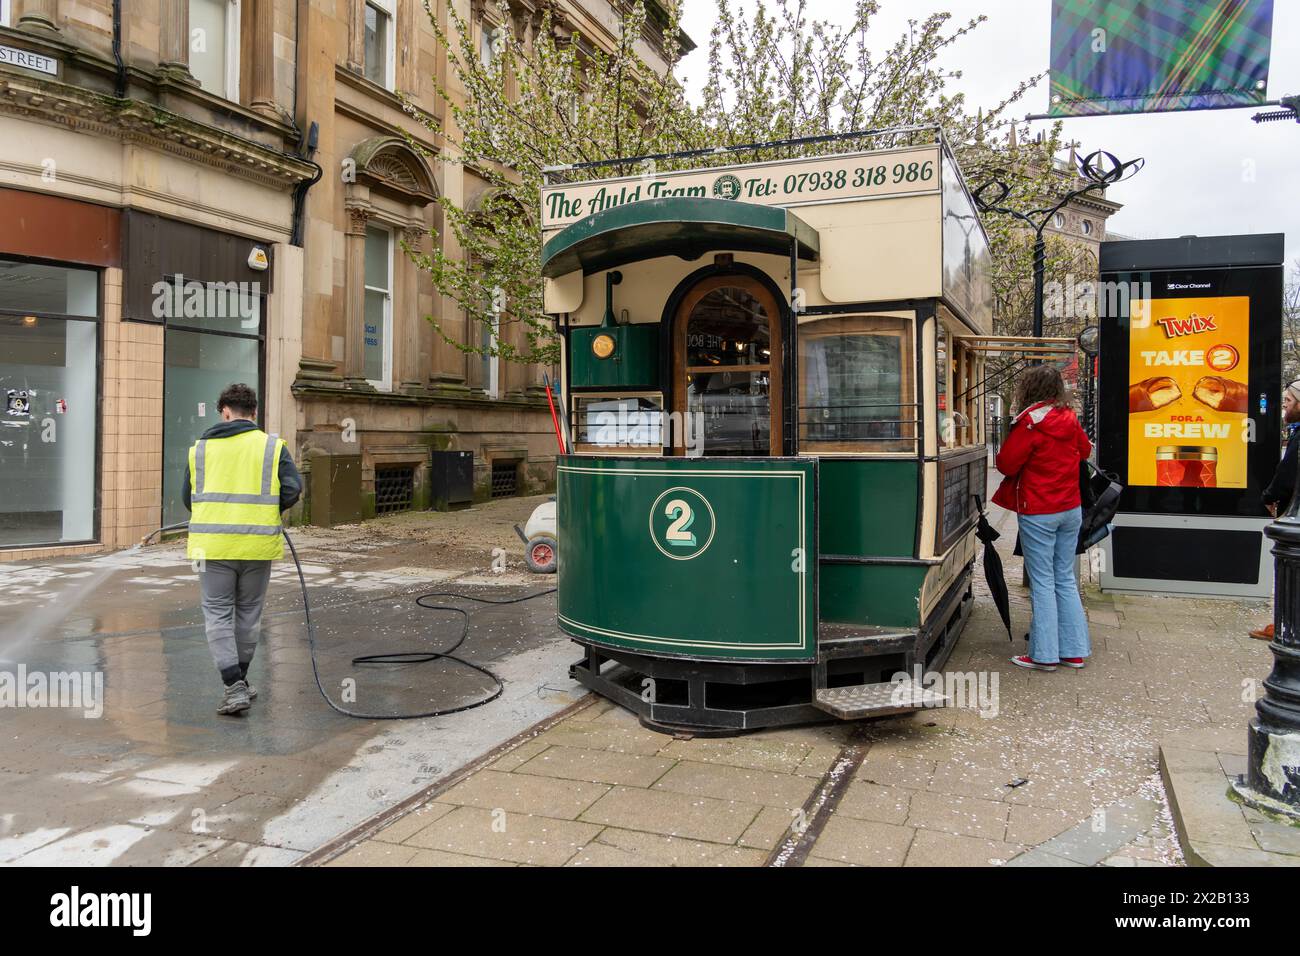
xmin=139 ymin=523 xmax=556 ymax=720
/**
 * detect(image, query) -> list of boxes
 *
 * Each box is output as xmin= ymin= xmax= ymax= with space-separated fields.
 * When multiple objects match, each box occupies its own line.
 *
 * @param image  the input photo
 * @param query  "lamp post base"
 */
xmin=1229 ymin=719 xmax=1300 ymax=821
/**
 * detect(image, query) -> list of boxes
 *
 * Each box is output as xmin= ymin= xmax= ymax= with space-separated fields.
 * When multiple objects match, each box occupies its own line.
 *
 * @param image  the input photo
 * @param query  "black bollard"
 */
xmin=1232 ymin=472 xmax=1300 ymax=819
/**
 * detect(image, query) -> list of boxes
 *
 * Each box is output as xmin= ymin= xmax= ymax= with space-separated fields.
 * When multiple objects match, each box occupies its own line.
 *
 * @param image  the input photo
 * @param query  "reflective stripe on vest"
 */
xmin=187 ymin=430 xmax=285 ymax=561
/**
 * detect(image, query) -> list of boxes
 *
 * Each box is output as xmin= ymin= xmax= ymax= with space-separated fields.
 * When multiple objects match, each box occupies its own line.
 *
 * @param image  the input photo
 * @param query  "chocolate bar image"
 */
xmin=1129 ymin=376 xmax=1181 ymax=413
xmin=1192 ymin=375 xmax=1249 ymax=414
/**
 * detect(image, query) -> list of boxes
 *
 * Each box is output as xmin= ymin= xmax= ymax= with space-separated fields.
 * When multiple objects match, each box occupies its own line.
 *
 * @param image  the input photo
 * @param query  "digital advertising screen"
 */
xmin=1098 ymin=253 xmax=1282 ymax=518
xmin=1126 ymin=294 xmax=1251 ymax=489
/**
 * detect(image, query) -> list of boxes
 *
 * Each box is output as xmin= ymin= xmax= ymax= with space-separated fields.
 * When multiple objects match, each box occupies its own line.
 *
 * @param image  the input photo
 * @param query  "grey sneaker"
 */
xmin=217 ymin=680 xmax=251 ymax=716
xmin=244 ymin=680 xmax=258 ymax=700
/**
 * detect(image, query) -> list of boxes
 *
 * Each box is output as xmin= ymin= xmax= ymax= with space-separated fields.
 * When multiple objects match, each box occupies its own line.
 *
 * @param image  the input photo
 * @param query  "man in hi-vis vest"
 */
xmin=184 ymin=383 xmax=302 ymax=715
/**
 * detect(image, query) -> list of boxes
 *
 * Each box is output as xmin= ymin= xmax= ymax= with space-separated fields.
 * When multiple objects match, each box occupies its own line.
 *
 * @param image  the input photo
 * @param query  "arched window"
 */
xmin=673 ymin=277 xmax=782 ymax=456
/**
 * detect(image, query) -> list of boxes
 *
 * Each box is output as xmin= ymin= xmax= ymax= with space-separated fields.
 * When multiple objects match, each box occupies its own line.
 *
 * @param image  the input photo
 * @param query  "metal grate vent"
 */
xmin=375 ymin=465 xmax=415 ymax=515
xmin=491 ymin=460 xmax=519 ymax=499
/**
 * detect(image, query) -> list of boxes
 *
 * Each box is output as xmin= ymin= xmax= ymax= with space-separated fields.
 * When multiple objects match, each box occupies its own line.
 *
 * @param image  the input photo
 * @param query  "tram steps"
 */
xmin=812 ymin=681 xmax=949 ymax=720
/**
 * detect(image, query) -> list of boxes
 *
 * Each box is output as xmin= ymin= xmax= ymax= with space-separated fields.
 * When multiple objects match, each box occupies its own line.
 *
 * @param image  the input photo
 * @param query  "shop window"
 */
xmin=364 ymin=0 xmax=395 ymax=89
xmin=190 ymin=0 xmax=241 ymax=100
xmin=162 ymin=330 xmax=261 ymax=528
xmin=364 ymin=225 xmax=393 ymax=390
xmin=0 ymin=260 xmax=100 ymax=548
xmin=798 ymin=314 xmax=915 ymax=453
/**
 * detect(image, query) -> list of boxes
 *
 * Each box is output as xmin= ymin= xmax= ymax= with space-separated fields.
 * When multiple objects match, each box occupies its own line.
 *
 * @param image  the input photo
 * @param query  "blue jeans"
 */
xmin=1018 ymin=507 xmax=1090 ymax=663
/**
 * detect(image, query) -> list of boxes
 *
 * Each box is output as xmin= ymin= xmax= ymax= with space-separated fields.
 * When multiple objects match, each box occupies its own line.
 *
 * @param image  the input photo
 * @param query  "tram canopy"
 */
xmin=540 ymin=196 xmax=820 ymax=278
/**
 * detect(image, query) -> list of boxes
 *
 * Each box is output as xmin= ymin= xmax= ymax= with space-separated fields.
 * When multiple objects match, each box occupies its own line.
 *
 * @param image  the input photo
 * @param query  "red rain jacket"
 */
xmin=992 ymin=402 xmax=1093 ymax=515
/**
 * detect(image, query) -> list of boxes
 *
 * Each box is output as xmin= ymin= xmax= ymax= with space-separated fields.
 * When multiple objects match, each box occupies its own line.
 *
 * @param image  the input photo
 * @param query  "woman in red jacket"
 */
xmin=993 ymin=365 xmax=1093 ymax=671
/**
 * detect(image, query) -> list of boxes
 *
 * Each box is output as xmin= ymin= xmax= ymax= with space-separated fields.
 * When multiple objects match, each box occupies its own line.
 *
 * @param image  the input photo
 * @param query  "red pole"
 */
xmin=543 ymin=374 xmax=566 ymax=454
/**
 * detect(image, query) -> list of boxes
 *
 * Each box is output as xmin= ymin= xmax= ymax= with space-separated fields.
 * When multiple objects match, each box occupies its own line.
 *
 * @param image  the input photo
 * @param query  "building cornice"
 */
xmin=0 ymin=68 xmax=317 ymax=190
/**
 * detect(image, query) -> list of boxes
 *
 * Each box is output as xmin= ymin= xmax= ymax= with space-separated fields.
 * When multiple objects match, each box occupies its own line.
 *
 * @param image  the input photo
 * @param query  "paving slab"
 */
xmin=903 ymin=828 xmax=1024 ymax=867
xmin=514 ymin=745 xmax=676 ymax=788
xmin=402 ymin=805 xmax=601 ymax=866
xmin=807 ymin=816 xmax=914 ymax=866
xmin=577 ymin=785 xmax=761 ymax=844
xmin=434 ymin=768 xmax=609 ymax=820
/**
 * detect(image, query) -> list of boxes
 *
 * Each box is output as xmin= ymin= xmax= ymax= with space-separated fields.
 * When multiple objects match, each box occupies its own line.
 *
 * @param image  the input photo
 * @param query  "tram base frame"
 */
xmin=568 ymin=565 xmax=975 ymax=735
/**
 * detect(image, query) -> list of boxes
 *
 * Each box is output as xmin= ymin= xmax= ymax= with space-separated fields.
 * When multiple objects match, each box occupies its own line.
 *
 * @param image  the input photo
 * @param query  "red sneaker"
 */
xmin=1011 ymin=655 xmax=1057 ymax=672
xmin=1058 ymin=657 xmax=1086 ymax=669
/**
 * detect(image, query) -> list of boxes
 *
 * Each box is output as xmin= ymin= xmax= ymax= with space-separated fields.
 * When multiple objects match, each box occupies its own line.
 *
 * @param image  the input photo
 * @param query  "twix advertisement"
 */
xmin=1127 ymin=295 xmax=1250 ymax=488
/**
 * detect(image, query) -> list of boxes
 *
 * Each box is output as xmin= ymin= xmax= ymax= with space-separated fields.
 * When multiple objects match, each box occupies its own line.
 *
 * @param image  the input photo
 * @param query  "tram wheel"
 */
xmin=526 ymin=536 xmax=558 ymax=574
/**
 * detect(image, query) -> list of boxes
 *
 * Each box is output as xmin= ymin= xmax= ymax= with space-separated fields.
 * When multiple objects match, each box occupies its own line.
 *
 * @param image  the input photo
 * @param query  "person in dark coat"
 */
xmin=1252 ymin=381 xmax=1300 ymax=640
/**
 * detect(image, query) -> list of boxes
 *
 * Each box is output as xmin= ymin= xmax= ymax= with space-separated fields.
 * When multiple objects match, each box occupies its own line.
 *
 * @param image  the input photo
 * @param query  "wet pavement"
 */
xmin=0 ymin=497 xmax=582 ymax=865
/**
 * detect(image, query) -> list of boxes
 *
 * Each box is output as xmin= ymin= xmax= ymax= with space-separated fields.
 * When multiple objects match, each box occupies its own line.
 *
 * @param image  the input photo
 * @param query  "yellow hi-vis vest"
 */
xmin=187 ymin=429 xmax=286 ymax=561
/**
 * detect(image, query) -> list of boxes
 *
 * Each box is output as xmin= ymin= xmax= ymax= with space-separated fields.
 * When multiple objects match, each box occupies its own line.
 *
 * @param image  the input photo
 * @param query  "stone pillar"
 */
xmin=159 ymin=0 xmax=196 ymax=82
xmin=15 ymin=0 xmax=60 ymax=34
xmin=346 ymin=0 xmax=365 ymax=73
xmin=400 ymin=224 xmax=426 ymax=390
xmin=249 ymin=0 xmax=279 ymax=117
xmin=343 ymin=203 xmax=372 ymax=388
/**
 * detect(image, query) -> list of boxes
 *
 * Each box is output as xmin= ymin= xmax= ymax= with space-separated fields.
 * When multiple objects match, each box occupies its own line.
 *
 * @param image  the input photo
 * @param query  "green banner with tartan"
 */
xmin=1049 ymin=0 xmax=1274 ymax=117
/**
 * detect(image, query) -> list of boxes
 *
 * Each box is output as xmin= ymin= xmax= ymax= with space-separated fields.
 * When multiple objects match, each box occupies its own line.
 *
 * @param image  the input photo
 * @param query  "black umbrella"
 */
xmin=973 ymin=497 xmax=1013 ymax=640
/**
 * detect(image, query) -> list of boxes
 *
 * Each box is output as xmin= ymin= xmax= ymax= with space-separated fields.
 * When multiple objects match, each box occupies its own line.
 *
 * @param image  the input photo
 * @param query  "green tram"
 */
xmin=542 ymin=128 xmax=1004 ymax=733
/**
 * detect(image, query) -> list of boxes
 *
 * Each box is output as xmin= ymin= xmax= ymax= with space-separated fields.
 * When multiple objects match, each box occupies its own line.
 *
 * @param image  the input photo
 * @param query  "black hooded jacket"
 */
xmin=1263 ymin=425 xmax=1300 ymax=512
xmin=181 ymin=419 xmax=302 ymax=513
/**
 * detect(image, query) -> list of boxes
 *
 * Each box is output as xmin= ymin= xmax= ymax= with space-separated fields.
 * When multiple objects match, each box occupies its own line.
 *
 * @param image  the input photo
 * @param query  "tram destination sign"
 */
xmin=541 ymin=145 xmax=940 ymax=232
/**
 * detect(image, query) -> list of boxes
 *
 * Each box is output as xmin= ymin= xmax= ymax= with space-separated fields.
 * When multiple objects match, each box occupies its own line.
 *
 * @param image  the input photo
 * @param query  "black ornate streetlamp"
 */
xmin=1233 ymin=469 xmax=1300 ymax=819
xmin=1077 ymin=324 xmax=1100 ymax=441
xmin=973 ymin=150 xmax=1143 ymax=339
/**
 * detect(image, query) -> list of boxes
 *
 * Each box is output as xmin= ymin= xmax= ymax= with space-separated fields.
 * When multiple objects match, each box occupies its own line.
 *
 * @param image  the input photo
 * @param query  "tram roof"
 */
xmin=540 ymin=197 xmax=819 ymax=279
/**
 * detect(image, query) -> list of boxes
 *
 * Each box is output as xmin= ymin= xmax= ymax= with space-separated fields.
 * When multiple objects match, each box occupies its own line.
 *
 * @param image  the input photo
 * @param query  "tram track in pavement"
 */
xmin=765 ymin=727 xmax=870 ymax=867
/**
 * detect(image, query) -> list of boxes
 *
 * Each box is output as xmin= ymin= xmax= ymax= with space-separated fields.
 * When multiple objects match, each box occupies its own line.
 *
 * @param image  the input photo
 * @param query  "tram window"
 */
xmin=685 ymin=371 xmax=771 ymax=457
xmin=685 ymin=289 xmax=772 ymax=367
xmin=573 ymin=394 xmax=664 ymax=450
xmin=937 ymin=322 xmax=983 ymax=449
xmin=679 ymin=283 xmax=779 ymax=457
xmin=936 ymin=327 xmax=950 ymax=446
xmin=945 ymin=336 xmax=983 ymax=449
xmin=797 ymin=315 xmax=914 ymax=453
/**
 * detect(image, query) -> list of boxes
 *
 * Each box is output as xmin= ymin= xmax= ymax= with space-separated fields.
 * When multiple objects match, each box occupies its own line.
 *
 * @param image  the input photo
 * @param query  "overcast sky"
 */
xmin=677 ymin=0 xmax=1299 ymax=264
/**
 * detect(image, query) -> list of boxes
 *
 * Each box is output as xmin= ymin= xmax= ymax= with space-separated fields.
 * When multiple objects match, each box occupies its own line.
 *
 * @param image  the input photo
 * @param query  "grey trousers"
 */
xmin=198 ymin=560 xmax=272 ymax=681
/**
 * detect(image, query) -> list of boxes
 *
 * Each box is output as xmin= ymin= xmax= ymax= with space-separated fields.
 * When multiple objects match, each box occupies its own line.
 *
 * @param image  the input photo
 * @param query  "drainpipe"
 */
xmin=288 ymin=0 xmax=321 ymax=248
xmin=290 ymin=122 xmax=321 ymax=248
xmin=111 ymin=0 xmax=126 ymax=98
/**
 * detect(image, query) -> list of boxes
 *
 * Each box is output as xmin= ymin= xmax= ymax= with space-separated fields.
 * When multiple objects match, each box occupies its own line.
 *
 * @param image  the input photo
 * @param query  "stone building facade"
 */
xmin=0 ymin=0 xmax=313 ymax=560
xmin=292 ymin=0 xmax=685 ymax=521
xmin=0 ymin=0 xmax=684 ymax=558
